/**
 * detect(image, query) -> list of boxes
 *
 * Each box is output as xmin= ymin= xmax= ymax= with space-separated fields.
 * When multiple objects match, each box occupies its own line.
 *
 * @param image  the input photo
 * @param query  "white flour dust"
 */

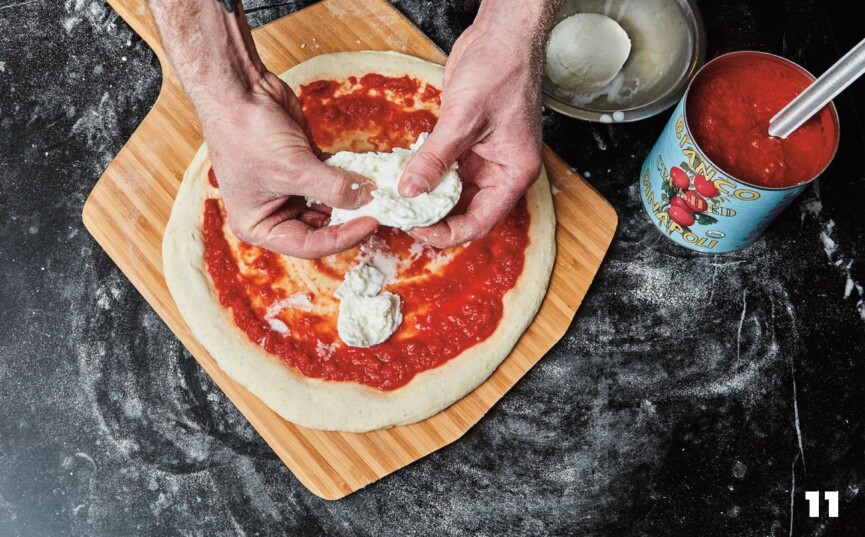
xmin=800 ymin=182 xmax=865 ymax=321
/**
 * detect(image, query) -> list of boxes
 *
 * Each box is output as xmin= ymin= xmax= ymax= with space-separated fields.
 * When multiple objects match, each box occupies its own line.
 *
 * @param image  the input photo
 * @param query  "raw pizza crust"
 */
xmin=163 ymin=51 xmax=557 ymax=432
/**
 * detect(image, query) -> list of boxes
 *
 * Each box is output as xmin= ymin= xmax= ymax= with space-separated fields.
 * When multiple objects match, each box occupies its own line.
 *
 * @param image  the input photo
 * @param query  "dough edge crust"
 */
xmin=162 ymin=51 xmax=557 ymax=432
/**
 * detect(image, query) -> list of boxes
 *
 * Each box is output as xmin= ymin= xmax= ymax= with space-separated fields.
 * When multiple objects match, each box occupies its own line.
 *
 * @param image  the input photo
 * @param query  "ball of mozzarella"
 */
xmin=545 ymin=13 xmax=632 ymax=94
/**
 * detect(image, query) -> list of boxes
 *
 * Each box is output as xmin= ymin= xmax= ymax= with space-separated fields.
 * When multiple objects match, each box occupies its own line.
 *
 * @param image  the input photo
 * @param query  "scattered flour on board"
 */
xmin=592 ymin=131 xmax=607 ymax=151
xmin=556 ymin=240 xmax=795 ymax=405
xmin=63 ymin=0 xmax=112 ymax=34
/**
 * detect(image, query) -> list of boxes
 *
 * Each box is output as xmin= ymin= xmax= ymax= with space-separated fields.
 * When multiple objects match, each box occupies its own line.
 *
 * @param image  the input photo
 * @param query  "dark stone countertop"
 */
xmin=1 ymin=1 xmax=863 ymax=535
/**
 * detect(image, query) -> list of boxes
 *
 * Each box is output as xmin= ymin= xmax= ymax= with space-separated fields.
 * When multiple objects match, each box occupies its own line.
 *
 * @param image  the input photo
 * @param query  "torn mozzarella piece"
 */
xmin=357 ymin=234 xmax=401 ymax=285
xmin=334 ymin=264 xmax=402 ymax=348
xmin=263 ymin=292 xmax=312 ymax=336
xmin=266 ymin=318 xmax=290 ymax=335
xmin=266 ymin=292 xmax=313 ymax=317
xmin=325 ymin=133 xmax=461 ymax=230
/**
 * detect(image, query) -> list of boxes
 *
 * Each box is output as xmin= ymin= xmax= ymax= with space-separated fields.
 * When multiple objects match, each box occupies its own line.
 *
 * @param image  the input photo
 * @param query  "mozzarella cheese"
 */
xmin=545 ymin=13 xmax=632 ymax=94
xmin=334 ymin=264 xmax=402 ymax=348
xmin=325 ymin=133 xmax=462 ymax=230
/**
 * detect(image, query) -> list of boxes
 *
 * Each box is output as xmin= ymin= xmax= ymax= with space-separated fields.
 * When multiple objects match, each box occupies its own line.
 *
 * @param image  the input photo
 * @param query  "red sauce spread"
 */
xmin=201 ymin=74 xmax=531 ymax=391
xmin=299 ymin=73 xmax=440 ymax=152
xmin=203 ymin=198 xmax=529 ymax=390
xmin=686 ymin=53 xmax=837 ymax=188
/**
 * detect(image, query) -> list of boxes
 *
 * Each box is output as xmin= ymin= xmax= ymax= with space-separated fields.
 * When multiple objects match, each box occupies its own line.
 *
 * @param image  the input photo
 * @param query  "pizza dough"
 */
xmin=163 ymin=51 xmax=556 ymax=432
xmin=326 ymin=133 xmax=462 ymax=230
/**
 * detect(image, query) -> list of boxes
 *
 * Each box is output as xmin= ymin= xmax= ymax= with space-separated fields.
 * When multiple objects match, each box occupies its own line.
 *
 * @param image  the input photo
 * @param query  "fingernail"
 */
xmin=403 ymin=174 xmax=429 ymax=197
xmin=356 ymin=180 xmax=375 ymax=207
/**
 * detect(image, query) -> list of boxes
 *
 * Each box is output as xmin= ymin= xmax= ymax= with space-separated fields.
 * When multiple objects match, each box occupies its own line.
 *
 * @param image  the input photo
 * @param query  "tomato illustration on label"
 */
xmin=658 ymin=159 xmax=726 ymax=232
xmin=670 ymin=166 xmax=691 ymax=189
xmin=669 ymin=204 xmax=696 ymax=226
xmin=670 ymin=196 xmax=689 ymax=212
xmin=682 ymin=190 xmax=708 ymax=213
xmin=694 ymin=174 xmax=719 ymax=197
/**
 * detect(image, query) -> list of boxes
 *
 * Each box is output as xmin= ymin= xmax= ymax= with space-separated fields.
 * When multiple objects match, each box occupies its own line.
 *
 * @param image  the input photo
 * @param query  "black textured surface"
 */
xmin=1 ymin=1 xmax=864 ymax=535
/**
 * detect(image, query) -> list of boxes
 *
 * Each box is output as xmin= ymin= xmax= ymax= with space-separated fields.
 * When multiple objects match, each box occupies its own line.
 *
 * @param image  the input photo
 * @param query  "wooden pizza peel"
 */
xmin=82 ymin=0 xmax=618 ymax=499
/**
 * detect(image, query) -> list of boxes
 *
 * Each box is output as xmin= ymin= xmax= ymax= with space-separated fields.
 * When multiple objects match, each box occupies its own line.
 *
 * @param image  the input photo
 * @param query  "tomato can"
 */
xmin=639 ymin=51 xmax=840 ymax=253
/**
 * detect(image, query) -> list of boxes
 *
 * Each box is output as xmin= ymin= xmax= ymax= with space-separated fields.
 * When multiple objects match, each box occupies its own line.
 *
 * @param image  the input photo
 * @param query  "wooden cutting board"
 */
xmin=83 ymin=0 xmax=618 ymax=500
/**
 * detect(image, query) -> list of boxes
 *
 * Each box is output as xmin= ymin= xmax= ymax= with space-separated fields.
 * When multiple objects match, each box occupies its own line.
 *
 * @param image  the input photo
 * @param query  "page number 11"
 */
xmin=805 ymin=491 xmax=839 ymax=517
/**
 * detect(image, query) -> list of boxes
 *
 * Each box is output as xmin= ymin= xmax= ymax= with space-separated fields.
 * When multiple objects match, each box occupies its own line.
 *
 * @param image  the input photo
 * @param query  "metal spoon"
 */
xmin=768 ymin=37 xmax=865 ymax=139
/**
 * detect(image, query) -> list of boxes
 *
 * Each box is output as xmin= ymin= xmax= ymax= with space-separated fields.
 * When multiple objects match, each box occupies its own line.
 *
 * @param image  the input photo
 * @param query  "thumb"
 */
xmin=293 ymin=156 xmax=375 ymax=210
xmin=399 ymin=126 xmax=473 ymax=198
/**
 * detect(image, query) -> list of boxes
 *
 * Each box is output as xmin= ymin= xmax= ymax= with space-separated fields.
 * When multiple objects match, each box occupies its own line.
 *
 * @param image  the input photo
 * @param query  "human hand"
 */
xmin=204 ymin=72 xmax=378 ymax=259
xmin=149 ymin=0 xmax=377 ymax=259
xmin=397 ymin=1 xmax=554 ymax=249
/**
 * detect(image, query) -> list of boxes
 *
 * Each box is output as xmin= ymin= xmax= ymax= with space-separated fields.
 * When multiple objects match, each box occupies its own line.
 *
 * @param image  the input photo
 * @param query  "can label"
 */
xmin=639 ymin=98 xmax=805 ymax=253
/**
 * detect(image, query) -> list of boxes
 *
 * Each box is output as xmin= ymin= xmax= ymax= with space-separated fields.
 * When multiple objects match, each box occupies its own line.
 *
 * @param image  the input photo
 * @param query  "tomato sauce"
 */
xmin=201 ymin=74 xmax=531 ymax=391
xmin=686 ymin=54 xmax=837 ymax=188
xmin=299 ymin=73 xmax=440 ymax=152
xmin=203 ymin=198 xmax=528 ymax=390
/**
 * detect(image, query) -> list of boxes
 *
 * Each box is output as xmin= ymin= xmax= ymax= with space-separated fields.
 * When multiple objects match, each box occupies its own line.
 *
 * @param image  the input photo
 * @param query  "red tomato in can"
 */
xmin=670 ymin=166 xmax=691 ymax=189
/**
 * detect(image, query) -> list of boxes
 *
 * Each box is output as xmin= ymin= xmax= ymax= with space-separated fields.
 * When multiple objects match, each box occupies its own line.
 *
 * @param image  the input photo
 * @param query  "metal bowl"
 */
xmin=542 ymin=0 xmax=706 ymax=123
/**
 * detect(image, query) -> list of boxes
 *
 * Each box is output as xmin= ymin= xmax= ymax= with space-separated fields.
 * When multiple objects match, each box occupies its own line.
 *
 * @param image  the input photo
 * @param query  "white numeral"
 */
xmin=825 ymin=491 xmax=839 ymax=518
xmin=805 ymin=491 xmax=821 ymax=517
xmin=805 ymin=491 xmax=839 ymax=518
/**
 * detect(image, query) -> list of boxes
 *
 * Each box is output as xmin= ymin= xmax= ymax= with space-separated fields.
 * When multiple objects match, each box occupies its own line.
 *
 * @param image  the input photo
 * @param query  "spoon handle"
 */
xmin=769 ymin=37 xmax=865 ymax=139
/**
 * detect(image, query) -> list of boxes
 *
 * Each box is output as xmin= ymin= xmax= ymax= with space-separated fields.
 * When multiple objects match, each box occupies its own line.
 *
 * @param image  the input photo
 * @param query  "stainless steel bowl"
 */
xmin=542 ymin=0 xmax=706 ymax=122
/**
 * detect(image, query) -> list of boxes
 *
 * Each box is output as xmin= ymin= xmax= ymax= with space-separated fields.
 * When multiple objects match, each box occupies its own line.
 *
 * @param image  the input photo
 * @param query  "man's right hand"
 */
xmin=206 ymin=71 xmax=378 ymax=259
xmin=149 ymin=0 xmax=377 ymax=259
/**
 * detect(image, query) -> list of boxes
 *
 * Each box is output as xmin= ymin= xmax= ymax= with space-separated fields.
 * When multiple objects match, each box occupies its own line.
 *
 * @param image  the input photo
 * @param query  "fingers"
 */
xmin=262 ymin=217 xmax=379 ymax=259
xmin=410 ymin=186 xmax=519 ymax=249
xmin=226 ymin=195 xmax=376 ymax=258
xmin=409 ymin=146 xmax=540 ymax=249
xmin=290 ymin=154 xmax=376 ymax=210
xmin=297 ymin=209 xmax=329 ymax=228
xmin=282 ymin=86 xmax=322 ymax=157
xmin=283 ymin=85 xmax=309 ymax=132
xmin=398 ymin=117 xmax=476 ymax=198
xmin=452 ymin=181 xmax=481 ymax=214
